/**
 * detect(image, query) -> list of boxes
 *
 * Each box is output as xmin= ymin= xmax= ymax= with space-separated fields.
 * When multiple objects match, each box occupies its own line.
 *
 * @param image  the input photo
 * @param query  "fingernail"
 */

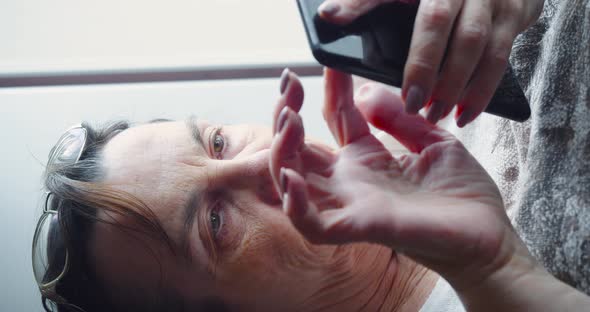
xmin=282 ymin=193 xmax=289 ymax=213
xmin=276 ymin=106 xmax=289 ymax=134
xmin=426 ymin=101 xmax=445 ymax=124
xmin=456 ymin=110 xmax=473 ymax=128
xmin=318 ymin=2 xmax=341 ymax=17
xmin=280 ymin=167 xmax=289 ymax=194
xmin=405 ymin=85 xmax=425 ymax=114
xmin=280 ymin=68 xmax=290 ymax=94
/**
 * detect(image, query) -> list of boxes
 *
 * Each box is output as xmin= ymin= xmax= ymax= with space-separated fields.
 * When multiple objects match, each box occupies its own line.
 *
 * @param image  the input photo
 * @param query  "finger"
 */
xmin=317 ymin=0 xmax=393 ymax=25
xmin=355 ymin=83 xmax=454 ymax=153
xmin=283 ymin=166 xmax=397 ymax=245
xmin=456 ymin=22 xmax=516 ymax=127
xmin=323 ymin=68 xmax=371 ymax=146
xmin=282 ymin=167 xmax=357 ymax=245
xmin=427 ymin=0 xmax=492 ymax=124
xmin=397 ymin=153 xmax=419 ymax=172
xmin=523 ymin=0 xmax=544 ymax=30
xmin=300 ymin=142 xmax=336 ymax=175
xmin=281 ymin=168 xmax=329 ymax=244
xmin=273 ymin=68 xmax=304 ymax=135
xmin=305 ymin=172 xmax=336 ymax=203
xmin=270 ymin=107 xmax=304 ymax=197
xmin=402 ymin=0 xmax=464 ymax=114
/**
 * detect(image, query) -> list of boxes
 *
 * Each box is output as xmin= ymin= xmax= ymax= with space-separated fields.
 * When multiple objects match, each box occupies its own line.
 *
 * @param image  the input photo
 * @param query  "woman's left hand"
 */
xmin=270 ymin=68 xmax=521 ymax=288
xmin=317 ymin=0 xmax=544 ymax=126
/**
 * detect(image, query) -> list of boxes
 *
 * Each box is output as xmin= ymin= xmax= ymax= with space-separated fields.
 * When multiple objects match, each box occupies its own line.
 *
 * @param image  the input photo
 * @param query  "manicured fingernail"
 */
xmin=282 ymin=193 xmax=289 ymax=213
xmin=318 ymin=2 xmax=341 ymax=17
xmin=405 ymin=85 xmax=425 ymax=114
xmin=280 ymin=167 xmax=289 ymax=194
xmin=426 ymin=101 xmax=445 ymax=124
xmin=280 ymin=68 xmax=290 ymax=94
xmin=456 ymin=110 xmax=473 ymax=128
xmin=276 ymin=106 xmax=289 ymax=134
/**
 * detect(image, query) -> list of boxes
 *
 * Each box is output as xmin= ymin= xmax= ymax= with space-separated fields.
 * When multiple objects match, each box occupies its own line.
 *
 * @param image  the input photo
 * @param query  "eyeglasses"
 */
xmin=32 ymin=125 xmax=87 ymax=311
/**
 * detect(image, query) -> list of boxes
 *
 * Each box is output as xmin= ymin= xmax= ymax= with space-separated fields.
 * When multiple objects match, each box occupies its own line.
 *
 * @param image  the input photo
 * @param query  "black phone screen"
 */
xmin=298 ymin=0 xmax=418 ymax=86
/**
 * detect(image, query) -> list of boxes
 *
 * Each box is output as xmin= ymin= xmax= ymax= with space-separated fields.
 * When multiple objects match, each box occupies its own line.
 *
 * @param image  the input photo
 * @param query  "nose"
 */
xmin=207 ymin=149 xmax=281 ymax=205
xmin=207 ymin=149 xmax=270 ymax=187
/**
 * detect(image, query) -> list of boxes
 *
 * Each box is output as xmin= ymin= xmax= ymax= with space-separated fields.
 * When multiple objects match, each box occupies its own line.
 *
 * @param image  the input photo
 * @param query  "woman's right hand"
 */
xmin=270 ymin=68 xmax=528 ymax=291
xmin=271 ymin=69 xmax=590 ymax=311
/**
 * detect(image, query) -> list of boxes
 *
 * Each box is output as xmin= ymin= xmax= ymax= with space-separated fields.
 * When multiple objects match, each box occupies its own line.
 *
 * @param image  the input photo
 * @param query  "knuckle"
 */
xmin=406 ymin=57 xmax=438 ymax=75
xmin=432 ymin=88 xmax=460 ymax=107
xmin=347 ymin=0 xmax=365 ymax=12
xmin=422 ymin=0 xmax=454 ymax=29
xmin=498 ymin=1 xmax=531 ymax=30
xmin=458 ymin=23 xmax=490 ymax=46
xmin=347 ymin=0 xmax=383 ymax=14
xmin=507 ymin=0 xmax=525 ymax=16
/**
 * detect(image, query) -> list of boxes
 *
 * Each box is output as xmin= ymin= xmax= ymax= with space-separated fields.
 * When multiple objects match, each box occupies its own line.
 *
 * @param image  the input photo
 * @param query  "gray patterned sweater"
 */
xmin=443 ymin=0 xmax=590 ymax=294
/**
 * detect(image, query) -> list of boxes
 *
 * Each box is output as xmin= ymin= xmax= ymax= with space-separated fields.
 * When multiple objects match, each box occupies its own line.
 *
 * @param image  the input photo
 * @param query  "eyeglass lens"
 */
xmin=33 ymin=211 xmax=67 ymax=285
xmin=33 ymin=127 xmax=86 ymax=287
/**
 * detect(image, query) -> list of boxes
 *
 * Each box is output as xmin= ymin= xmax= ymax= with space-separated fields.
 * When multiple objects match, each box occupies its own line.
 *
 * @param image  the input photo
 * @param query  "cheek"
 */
xmin=220 ymin=201 xmax=306 ymax=282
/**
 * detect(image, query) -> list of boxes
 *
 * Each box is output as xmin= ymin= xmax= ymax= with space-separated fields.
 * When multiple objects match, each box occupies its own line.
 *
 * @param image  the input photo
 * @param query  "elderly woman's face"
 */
xmin=92 ymin=119 xmax=331 ymax=310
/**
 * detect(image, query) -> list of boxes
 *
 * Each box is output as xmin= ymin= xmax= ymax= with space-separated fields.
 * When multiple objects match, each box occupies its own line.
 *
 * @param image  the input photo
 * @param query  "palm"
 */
xmin=271 ymin=69 xmax=509 ymax=275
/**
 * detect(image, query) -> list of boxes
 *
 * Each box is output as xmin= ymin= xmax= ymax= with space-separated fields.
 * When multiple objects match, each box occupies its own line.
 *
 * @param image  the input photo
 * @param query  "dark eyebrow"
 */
xmin=185 ymin=115 xmax=205 ymax=152
xmin=180 ymin=188 xmax=201 ymax=262
xmin=180 ymin=115 xmax=206 ymax=262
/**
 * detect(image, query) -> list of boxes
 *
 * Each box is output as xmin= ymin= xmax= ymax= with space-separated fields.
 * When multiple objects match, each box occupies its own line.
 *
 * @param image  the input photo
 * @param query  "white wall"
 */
xmin=0 ymin=0 xmax=312 ymax=74
xmin=0 ymin=76 xmax=336 ymax=311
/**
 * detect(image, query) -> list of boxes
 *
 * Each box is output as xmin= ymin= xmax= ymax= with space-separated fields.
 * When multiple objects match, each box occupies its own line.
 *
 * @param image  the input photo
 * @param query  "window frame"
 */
xmin=0 ymin=62 xmax=323 ymax=88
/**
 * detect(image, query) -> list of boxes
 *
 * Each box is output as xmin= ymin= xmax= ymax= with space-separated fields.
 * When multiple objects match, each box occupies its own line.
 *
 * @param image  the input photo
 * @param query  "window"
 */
xmin=1 ymin=0 xmax=314 ymax=73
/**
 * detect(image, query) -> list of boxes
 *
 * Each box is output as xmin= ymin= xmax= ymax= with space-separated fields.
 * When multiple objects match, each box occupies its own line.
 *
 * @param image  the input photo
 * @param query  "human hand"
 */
xmin=270 ymin=68 xmax=524 ymax=289
xmin=317 ymin=0 xmax=543 ymax=126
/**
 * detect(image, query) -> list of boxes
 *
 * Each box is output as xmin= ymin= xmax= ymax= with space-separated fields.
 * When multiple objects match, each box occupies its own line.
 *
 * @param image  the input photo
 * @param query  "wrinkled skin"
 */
xmin=271 ymin=69 xmax=518 ymax=289
xmin=91 ymin=68 xmax=590 ymax=311
xmin=317 ymin=0 xmax=544 ymax=126
xmin=94 ymin=69 xmax=436 ymax=311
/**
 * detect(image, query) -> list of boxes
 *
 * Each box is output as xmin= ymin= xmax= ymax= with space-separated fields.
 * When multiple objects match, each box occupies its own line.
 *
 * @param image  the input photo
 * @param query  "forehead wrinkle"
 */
xmin=102 ymin=121 xmax=208 ymax=252
xmin=146 ymin=164 xmax=208 ymax=252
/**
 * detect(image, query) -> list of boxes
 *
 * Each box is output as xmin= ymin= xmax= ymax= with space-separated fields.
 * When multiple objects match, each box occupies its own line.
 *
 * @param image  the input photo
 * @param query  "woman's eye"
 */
xmin=213 ymin=134 xmax=224 ymax=153
xmin=211 ymin=128 xmax=225 ymax=158
xmin=210 ymin=210 xmax=221 ymax=236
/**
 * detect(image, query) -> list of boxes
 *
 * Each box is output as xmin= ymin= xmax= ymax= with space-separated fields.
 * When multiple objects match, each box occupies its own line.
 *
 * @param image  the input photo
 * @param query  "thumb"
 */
xmin=355 ymin=83 xmax=454 ymax=153
xmin=318 ymin=0 xmax=390 ymax=25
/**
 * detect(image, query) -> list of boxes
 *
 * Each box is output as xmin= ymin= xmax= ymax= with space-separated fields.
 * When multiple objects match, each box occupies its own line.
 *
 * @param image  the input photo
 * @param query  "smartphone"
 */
xmin=296 ymin=0 xmax=531 ymax=122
